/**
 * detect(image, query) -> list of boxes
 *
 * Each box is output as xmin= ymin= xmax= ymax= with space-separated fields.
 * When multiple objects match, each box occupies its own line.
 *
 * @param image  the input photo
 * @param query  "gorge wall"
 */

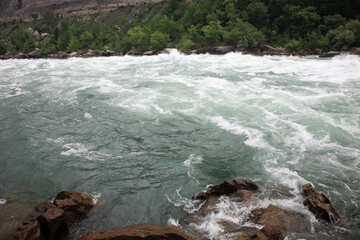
xmin=0 ymin=0 xmax=164 ymax=22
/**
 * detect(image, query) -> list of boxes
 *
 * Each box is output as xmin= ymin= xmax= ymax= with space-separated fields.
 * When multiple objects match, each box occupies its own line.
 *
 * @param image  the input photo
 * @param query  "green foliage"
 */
xmin=223 ymin=19 xmax=265 ymax=48
xmin=0 ymin=41 xmax=6 ymax=55
xmin=245 ymin=1 xmax=268 ymax=28
xmin=150 ymin=31 xmax=170 ymax=50
xmin=66 ymin=36 xmax=80 ymax=53
xmin=179 ymin=35 xmax=195 ymax=52
xmin=202 ymin=20 xmax=223 ymax=46
xmin=126 ymin=26 xmax=149 ymax=51
xmin=8 ymin=29 xmax=35 ymax=53
xmin=327 ymin=26 xmax=356 ymax=49
xmin=40 ymin=38 xmax=56 ymax=55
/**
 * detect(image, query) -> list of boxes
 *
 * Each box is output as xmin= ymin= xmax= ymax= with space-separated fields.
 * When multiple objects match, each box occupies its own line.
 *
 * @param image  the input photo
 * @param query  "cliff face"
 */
xmin=0 ymin=0 xmax=163 ymax=22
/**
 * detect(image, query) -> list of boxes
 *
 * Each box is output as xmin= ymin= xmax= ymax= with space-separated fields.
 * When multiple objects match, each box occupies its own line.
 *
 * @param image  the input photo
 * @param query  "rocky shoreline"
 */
xmin=0 ymin=179 xmax=345 ymax=240
xmin=1 ymin=45 xmax=360 ymax=60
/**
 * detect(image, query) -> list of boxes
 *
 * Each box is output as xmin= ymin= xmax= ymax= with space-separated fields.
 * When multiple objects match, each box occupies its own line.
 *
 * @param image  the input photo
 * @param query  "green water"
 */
xmin=0 ymin=52 xmax=359 ymax=239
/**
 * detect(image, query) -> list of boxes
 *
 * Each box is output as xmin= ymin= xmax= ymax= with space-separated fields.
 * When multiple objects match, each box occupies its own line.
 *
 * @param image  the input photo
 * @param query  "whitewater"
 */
xmin=0 ymin=52 xmax=359 ymax=239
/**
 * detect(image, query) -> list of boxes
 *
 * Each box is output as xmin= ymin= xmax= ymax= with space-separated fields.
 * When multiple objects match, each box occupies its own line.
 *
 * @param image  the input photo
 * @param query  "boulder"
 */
xmin=28 ymin=48 xmax=40 ymax=58
xmin=209 ymin=46 xmax=235 ymax=54
xmin=13 ymin=201 xmax=68 ymax=240
xmin=126 ymin=47 xmax=143 ymax=56
xmin=41 ymin=33 xmax=51 ymax=40
xmin=76 ymin=223 xmax=194 ymax=240
xmin=162 ymin=48 xmax=176 ymax=54
xmin=69 ymin=52 xmax=79 ymax=58
xmin=319 ymin=51 xmax=340 ymax=57
xmin=257 ymin=204 xmax=307 ymax=233
xmin=250 ymin=225 xmax=284 ymax=240
xmin=143 ymin=50 xmax=155 ymax=55
xmin=0 ymin=203 xmax=33 ymax=240
xmin=194 ymin=179 xmax=259 ymax=200
xmin=302 ymin=184 xmax=340 ymax=223
xmin=54 ymin=191 xmax=94 ymax=222
xmin=350 ymin=47 xmax=360 ymax=55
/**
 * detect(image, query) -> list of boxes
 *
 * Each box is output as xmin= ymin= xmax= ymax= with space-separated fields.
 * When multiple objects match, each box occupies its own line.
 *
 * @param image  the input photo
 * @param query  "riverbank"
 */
xmin=1 ymin=46 xmax=360 ymax=60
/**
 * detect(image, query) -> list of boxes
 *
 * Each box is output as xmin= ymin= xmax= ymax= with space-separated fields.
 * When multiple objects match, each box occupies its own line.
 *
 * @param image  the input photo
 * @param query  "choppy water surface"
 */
xmin=0 ymin=52 xmax=359 ymax=239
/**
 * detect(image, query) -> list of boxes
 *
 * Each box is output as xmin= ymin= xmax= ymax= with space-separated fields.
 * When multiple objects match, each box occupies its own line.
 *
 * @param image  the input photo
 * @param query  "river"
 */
xmin=0 ymin=52 xmax=359 ymax=239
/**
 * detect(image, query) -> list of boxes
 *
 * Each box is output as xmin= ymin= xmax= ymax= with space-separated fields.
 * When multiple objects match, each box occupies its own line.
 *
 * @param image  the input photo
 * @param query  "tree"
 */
xmin=40 ymin=38 xmax=56 ymax=55
xmin=126 ymin=26 xmax=149 ymax=51
xmin=245 ymin=1 xmax=268 ymax=28
xmin=150 ymin=31 xmax=170 ymax=51
xmin=223 ymin=18 xmax=265 ymax=48
xmin=327 ymin=26 xmax=356 ymax=49
xmin=202 ymin=20 xmax=223 ymax=46
xmin=66 ymin=36 xmax=80 ymax=53
xmin=0 ymin=41 xmax=6 ymax=55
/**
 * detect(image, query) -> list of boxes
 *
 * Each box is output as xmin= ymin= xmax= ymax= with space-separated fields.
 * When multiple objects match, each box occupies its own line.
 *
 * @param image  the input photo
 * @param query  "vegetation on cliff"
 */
xmin=0 ymin=0 xmax=359 ymax=56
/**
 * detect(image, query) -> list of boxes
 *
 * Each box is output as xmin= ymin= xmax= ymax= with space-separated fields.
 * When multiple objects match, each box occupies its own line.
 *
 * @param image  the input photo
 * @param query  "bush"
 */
xmin=223 ymin=19 xmax=265 ymax=48
xmin=179 ymin=35 xmax=195 ymax=52
xmin=66 ymin=36 xmax=80 ymax=53
xmin=150 ymin=31 xmax=170 ymax=51
xmin=40 ymin=38 xmax=56 ymax=55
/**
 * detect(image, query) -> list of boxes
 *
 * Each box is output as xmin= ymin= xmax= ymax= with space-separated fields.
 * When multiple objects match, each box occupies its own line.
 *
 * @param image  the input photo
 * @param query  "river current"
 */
xmin=0 ymin=52 xmax=359 ymax=239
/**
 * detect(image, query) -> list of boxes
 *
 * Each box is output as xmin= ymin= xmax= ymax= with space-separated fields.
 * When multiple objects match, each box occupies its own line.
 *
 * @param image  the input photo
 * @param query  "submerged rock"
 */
xmin=76 ymin=223 xmax=194 ymax=240
xmin=302 ymin=184 xmax=341 ymax=223
xmin=194 ymin=179 xmax=259 ymax=200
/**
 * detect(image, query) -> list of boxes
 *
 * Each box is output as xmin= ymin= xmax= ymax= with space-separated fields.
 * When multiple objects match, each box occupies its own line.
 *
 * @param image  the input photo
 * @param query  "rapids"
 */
xmin=0 ymin=52 xmax=359 ymax=239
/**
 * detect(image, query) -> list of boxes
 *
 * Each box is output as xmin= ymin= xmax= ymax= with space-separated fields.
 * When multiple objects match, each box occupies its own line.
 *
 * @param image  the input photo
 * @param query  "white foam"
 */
xmin=0 ymin=199 xmax=6 ymax=204
xmin=91 ymin=192 xmax=101 ymax=205
xmin=167 ymin=218 xmax=180 ymax=227
xmin=61 ymin=143 xmax=111 ymax=161
xmin=165 ymin=188 xmax=204 ymax=214
xmin=183 ymin=154 xmax=203 ymax=184
xmin=210 ymin=116 xmax=268 ymax=148
xmin=84 ymin=112 xmax=93 ymax=119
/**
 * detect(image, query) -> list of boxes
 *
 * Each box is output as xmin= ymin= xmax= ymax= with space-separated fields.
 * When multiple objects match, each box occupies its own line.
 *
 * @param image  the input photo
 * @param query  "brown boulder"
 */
xmin=257 ymin=204 xmax=307 ymax=233
xmin=250 ymin=225 xmax=284 ymax=240
xmin=38 ymin=208 xmax=68 ymax=240
xmin=302 ymin=184 xmax=340 ymax=223
xmin=76 ymin=223 xmax=194 ymax=240
xmin=54 ymin=191 xmax=94 ymax=222
xmin=194 ymin=179 xmax=259 ymax=200
xmin=350 ymin=47 xmax=360 ymax=55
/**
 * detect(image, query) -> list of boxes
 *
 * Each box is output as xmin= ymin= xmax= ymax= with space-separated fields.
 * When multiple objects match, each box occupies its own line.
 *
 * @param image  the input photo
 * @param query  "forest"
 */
xmin=0 ymin=0 xmax=359 ymax=56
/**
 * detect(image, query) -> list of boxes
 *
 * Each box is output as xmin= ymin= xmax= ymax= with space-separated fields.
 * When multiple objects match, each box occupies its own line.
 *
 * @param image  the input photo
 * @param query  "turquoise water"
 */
xmin=0 ymin=52 xmax=359 ymax=239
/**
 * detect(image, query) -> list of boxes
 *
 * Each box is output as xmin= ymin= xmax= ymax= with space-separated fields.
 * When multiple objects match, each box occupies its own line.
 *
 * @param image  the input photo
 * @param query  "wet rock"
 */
xmin=260 ymin=45 xmax=287 ymax=55
xmin=69 ymin=52 xmax=79 ymax=57
xmin=209 ymin=46 xmax=235 ymax=54
xmin=194 ymin=179 xmax=259 ymax=200
xmin=101 ymin=50 xmax=114 ymax=56
xmin=162 ymin=48 xmax=176 ymax=54
xmin=319 ymin=51 xmax=340 ymax=57
xmin=38 ymin=208 xmax=68 ymax=240
xmin=76 ymin=223 xmax=194 ymax=240
xmin=126 ymin=47 xmax=143 ymax=56
xmin=143 ymin=50 xmax=155 ymax=55
xmin=350 ymin=47 xmax=360 ymax=55
xmin=13 ymin=201 xmax=67 ymax=240
xmin=257 ymin=204 xmax=307 ymax=233
xmin=54 ymin=191 xmax=94 ymax=222
xmin=250 ymin=225 xmax=284 ymax=240
xmin=28 ymin=48 xmax=41 ymax=58
xmin=0 ymin=203 xmax=33 ymax=240
xmin=302 ymin=184 xmax=341 ymax=223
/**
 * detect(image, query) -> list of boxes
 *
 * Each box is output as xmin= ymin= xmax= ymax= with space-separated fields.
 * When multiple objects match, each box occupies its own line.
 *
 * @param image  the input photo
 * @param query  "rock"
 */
xmin=0 ymin=203 xmax=33 ymax=240
xmin=313 ymin=48 xmax=323 ymax=55
xmin=13 ymin=221 xmax=42 ymax=240
xmin=76 ymin=223 xmax=194 ymax=240
xmin=28 ymin=48 xmax=40 ymax=58
xmin=340 ymin=45 xmax=349 ymax=52
xmin=101 ymin=50 xmax=114 ymax=56
xmin=302 ymin=184 xmax=341 ymax=223
xmin=143 ymin=50 xmax=154 ymax=55
xmin=69 ymin=52 xmax=79 ymax=57
xmin=350 ymin=47 xmax=360 ymax=55
xmin=250 ymin=225 xmax=284 ymax=240
xmin=194 ymin=179 xmax=259 ymax=200
xmin=13 ymin=201 xmax=67 ymax=240
xmin=257 ymin=204 xmax=307 ymax=233
xmin=40 ymin=33 xmax=51 ymax=40
xmin=210 ymin=46 xmax=235 ymax=54
xmin=260 ymin=45 xmax=287 ymax=55
xmin=126 ymin=47 xmax=142 ymax=56
xmin=37 ymin=208 xmax=68 ymax=240
xmin=54 ymin=191 xmax=94 ymax=222
xmin=319 ymin=51 xmax=340 ymax=57
xmin=162 ymin=48 xmax=176 ymax=54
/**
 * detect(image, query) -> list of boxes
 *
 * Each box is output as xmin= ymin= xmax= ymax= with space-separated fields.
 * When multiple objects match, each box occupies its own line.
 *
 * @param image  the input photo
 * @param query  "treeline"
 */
xmin=0 ymin=0 xmax=360 ymax=56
